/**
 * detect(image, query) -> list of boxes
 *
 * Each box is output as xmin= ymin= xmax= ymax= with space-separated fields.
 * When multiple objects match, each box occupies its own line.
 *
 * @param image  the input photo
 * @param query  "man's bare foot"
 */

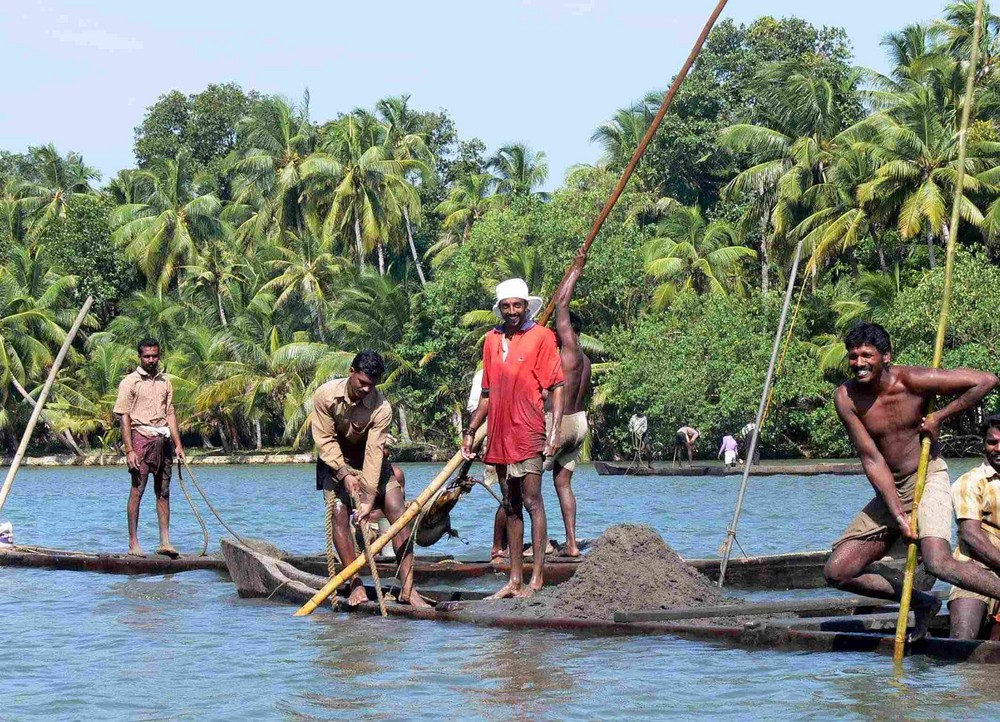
xmin=127 ymin=545 xmax=146 ymax=558
xmin=561 ymin=542 xmax=580 ymax=558
xmin=155 ymin=545 xmax=180 ymax=559
xmin=400 ymin=590 xmax=433 ymax=609
xmin=347 ymin=583 xmax=368 ymax=607
xmin=486 ymin=581 xmax=522 ymax=599
xmin=514 ymin=586 xmax=536 ymax=598
xmin=908 ymin=595 xmax=943 ymax=643
xmin=490 ymin=549 xmax=509 ymax=564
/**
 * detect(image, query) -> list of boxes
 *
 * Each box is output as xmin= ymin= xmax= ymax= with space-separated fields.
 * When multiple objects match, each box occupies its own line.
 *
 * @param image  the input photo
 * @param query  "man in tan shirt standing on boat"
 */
xmin=950 ymin=415 xmax=1000 ymax=640
xmin=312 ymin=350 xmax=430 ymax=609
xmin=114 ymin=338 xmax=185 ymax=559
xmin=823 ymin=322 xmax=1000 ymax=640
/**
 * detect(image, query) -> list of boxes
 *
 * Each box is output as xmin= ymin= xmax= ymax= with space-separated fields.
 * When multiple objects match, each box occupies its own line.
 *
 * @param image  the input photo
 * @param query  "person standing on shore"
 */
xmin=823 ymin=322 xmax=1000 ymax=640
xmin=718 ymin=434 xmax=739 ymax=467
xmin=312 ymin=350 xmax=430 ymax=609
xmin=463 ymin=278 xmax=565 ymax=598
xmin=114 ymin=338 xmax=185 ymax=559
xmin=676 ymin=426 xmax=700 ymax=464
xmin=949 ymin=415 xmax=1000 ymax=640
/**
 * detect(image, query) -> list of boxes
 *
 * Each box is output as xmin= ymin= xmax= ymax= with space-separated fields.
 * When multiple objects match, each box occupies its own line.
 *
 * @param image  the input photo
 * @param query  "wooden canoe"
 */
xmin=594 ymin=461 xmax=865 ymax=477
xmin=222 ymin=538 xmax=1000 ymax=664
xmin=0 ymin=542 xmax=933 ymax=593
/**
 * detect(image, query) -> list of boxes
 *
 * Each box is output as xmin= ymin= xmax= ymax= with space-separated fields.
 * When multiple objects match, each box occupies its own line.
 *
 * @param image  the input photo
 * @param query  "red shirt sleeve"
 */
xmin=534 ymin=328 xmax=565 ymax=389
xmin=481 ymin=334 xmax=492 ymax=393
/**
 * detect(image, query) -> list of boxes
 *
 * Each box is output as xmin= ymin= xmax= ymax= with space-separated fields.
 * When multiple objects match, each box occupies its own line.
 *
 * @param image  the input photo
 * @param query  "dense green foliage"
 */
xmin=2 ymin=2 xmax=1000 ymax=461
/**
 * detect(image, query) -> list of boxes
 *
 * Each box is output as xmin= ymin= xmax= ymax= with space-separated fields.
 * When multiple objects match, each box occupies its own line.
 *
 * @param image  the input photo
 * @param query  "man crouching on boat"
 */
xmin=114 ymin=338 xmax=185 ymax=559
xmin=950 ymin=415 xmax=1000 ymax=640
xmin=462 ymin=279 xmax=565 ymax=598
xmin=824 ymin=322 xmax=1000 ymax=640
xmin=312 ymin=350 xmax=431 ymax=609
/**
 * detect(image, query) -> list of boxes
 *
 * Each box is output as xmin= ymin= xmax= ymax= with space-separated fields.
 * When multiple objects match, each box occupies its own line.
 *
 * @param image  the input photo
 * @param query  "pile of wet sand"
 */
xmin=474 ymin=524 xmax=738 ymax=622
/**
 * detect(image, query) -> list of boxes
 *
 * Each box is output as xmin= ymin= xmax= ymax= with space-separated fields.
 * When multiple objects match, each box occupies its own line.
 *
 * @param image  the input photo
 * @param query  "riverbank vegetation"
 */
xmin=2 ymin=2 xmax=999 ymax=460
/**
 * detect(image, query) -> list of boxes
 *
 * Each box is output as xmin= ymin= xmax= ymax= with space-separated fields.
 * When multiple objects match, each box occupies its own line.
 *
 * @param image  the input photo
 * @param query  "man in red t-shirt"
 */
xmin=463 ymin=278 xmax=565 ymax=598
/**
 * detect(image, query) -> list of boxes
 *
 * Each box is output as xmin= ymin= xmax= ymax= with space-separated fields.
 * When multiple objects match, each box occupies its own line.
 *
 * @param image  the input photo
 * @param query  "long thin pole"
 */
xmin=893 ymin=0 xmax=984 ymax=664
xmin=537 ymin=0 xmax=731 ymax=322
xmin=717 ymin=241 xmax=803 ymax=587
xmin=0 ymin=296 xmax=93 ymax=513
xmin=295 ymin=0 xmax=731 ymax=616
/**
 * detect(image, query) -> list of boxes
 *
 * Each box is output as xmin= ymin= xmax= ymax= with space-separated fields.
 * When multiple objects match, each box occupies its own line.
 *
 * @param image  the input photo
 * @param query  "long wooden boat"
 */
xmin=222 ymin=538 xmax=1000 ymax=664
xmin=0 ymin=541 xmax=932 ymax=593
xmin=595 ymin=460 xmax=864 ymax=477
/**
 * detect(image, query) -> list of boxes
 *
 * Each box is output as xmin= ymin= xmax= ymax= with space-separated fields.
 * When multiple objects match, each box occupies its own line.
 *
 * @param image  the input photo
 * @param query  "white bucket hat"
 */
xmin=492 ymin=278 xmax=543 ymax=320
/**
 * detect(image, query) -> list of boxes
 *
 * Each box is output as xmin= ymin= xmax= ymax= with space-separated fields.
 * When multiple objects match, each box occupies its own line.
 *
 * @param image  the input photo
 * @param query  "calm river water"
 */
xmin=3 ymin=460 xmax=1000 ymax=720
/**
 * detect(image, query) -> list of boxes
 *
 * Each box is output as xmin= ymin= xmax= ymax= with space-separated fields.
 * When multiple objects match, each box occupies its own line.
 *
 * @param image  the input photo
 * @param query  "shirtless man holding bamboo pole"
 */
xmin=823 ymin=322 xmax=1000 ymax=639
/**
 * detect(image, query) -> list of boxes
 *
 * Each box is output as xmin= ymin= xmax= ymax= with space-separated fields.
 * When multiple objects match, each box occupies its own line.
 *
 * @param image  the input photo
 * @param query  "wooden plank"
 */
xmin=613 ymin=595 xmax=893 ymax=623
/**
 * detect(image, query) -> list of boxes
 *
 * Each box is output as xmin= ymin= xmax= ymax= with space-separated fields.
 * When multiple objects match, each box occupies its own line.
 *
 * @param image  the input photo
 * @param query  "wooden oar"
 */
xmin=295 ymin=0 xmax=731 ymax=617
xmin=0 ymin=296 xmax=92 ymax=513
xmin=893 ymin=0 xmax=985 ymax=664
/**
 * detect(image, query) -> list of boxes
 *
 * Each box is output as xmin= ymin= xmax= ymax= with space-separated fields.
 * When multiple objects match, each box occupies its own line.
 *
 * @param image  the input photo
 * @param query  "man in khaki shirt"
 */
xmin=312 ymin=350 xmax=430 ymax=608
xmin=950 ymin=415 xmax=1000 ymax=639
xmin=113 ymin=338 xmax=185 ymax=559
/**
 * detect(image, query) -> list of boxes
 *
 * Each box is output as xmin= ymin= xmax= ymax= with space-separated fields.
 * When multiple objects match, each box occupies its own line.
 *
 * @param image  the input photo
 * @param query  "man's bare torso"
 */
xmin=840 ymin=366 xmax=932 ymax=477
xmin=558 ymin=345 xmax=591 ymax=415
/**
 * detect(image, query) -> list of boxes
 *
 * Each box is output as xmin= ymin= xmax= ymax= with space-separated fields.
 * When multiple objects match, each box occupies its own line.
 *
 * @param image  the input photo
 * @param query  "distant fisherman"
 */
xmin=114 ymin=338 xmax=186 ymax=559
xmin=718 ymin=434 xmax=739 ymax=467
xmin=950 ymin=415 xmax=1000 ymax=640
xmin=463 ymin=278 xmax=565 ymax=598
xmin=312 ymin=351 xmax=430 ymax=609
xmin=824 ymin=322 xmax=1000 ymax=640
xmin=676 ymin=426 xmax=700 ymax=464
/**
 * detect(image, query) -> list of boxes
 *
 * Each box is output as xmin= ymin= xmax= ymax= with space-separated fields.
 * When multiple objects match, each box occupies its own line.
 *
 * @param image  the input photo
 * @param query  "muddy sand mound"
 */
xmin=475 ymin=524 xmax=737 ymax=622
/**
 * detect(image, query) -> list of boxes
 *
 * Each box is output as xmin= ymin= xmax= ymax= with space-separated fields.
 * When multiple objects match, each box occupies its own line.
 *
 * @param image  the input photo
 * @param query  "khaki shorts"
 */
xmin=491 ymin=455 xmax=544 ymax=480
xmin=545 ymin=411 xmax=588 ymax=472
xmin=833 ymin=458 xmax=952 ymax=549
xmin=949 ymin=556 xmax=1000 ymax=617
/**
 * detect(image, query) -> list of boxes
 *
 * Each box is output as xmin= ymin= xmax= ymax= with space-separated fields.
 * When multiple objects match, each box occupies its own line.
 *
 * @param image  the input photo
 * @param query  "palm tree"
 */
xmin=434 ymin=173 xmax=499 ymax=245
xmin=490 ymin=143 xmax=549 ymax=198
xmin=643 ymin=206 xmax=757 ymax=310
xmin=591 ymin=99 xmax=655 ymax=171
xmin=720 ymin=62 xmax=854 ymax=291
xmin=11 ymin=144 xmax=98 ymax=238
xmin=259 ymin=223 xmax=344 ymax=342
xmin=98 ymin=291 xmax=188 ymax=351
xmin=112 ymin=154 xmax=228 ymax=293
xmin=180 ymin=239 xmax=246 ymax=327
xmin=308 ymin=111 xmax=420 ymax=274
xmin=229 ymin=94 xmax=317 ymax=240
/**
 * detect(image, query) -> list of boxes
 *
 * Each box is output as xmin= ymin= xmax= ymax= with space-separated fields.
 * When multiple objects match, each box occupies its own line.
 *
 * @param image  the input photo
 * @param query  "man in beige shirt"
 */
xmin=950 ymin=415 xmax=1000 ymax=639
xmin=113 ymin=338 xmax=185 ymax=558
xmin=312 ymin=350 xmax=430 ymax=608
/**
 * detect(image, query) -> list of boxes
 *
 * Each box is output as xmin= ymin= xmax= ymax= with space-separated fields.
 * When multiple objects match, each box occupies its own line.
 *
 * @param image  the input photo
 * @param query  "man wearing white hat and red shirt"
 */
xmin=463 ymin=277 xmax=565 ymax=598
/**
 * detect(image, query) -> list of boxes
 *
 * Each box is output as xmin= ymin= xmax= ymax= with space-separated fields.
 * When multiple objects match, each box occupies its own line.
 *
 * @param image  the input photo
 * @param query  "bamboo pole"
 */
xmin=294 ymin=0 xmax=731 ymax=617
xmin=0 ymin=296 xmax=93 ymax=513
xmin=717 ymin=240 xmax=804 ymax=587
xmin=893 ymin=0 xmax=984 ymax=664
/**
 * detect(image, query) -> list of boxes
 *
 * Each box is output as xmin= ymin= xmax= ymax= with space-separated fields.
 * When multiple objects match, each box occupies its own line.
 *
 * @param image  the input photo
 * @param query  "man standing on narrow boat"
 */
xmin=463 ymin=278 xmax=565 ymax=598
xmin=114 ymin=338 xmax=185 ymax=559
xmin=824 ymin=322 xmax=1000 ymax=639
xmin=546 ymin=251 xmax=591 ymax=558
xmin=312 ymin=350 xmax=430 ymax=609
xmin=950 ymin=415 xmax=1000 ymax=640
xmin=676 ymin=425 xmax=700 ymax=465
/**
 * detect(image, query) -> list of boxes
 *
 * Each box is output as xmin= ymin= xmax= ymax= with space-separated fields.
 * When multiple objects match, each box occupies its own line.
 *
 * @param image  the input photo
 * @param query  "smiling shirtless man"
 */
xmin=824 ymin=322 xmax=1000 ymax=640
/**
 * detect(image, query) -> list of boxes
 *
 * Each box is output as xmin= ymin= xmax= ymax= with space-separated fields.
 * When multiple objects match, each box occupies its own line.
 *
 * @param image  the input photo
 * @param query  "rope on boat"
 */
xmin=176 ymin=460 xmax=210 ymax=556
xmin=351 ymin=490 xmax=389 ymax=617
xmin=323 ymin=490 xmax=339 ymax=582
xmin=894 ymin=0 xmax=985 ymax=665
xmin=180 ymin=459 xmax=248 ymax=546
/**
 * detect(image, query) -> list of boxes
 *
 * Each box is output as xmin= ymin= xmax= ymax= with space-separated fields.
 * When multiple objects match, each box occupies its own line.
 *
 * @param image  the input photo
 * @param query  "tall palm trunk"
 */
xmin=216 ymin=287 xmax=228 ymax=327
xmin=377 ymin=242 xmax=387 ymax=277
xmin=398 ymin=404 xmax=412 ymax=443
xmin=402 ymin=206 xmax=427 ymax=286
xmin=927 ymin=229 xmax=937 ymax=269
xmin=759 ymin=215 xmax=770 ymax=294
xmin=353 ymin=216 xmax=365 ymax=271
xmin=254 ymin=418 xmax=262 ymax=451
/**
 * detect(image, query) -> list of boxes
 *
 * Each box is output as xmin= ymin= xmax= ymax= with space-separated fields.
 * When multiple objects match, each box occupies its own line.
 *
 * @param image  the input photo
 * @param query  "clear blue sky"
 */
xmin=1 ymin=0 xmax=949 ymax=189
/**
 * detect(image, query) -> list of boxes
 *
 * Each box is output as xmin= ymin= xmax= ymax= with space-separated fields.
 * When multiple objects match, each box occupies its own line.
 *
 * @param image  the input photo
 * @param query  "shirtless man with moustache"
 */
xmin=823 ymin=322 xmax=1000 ymax=640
